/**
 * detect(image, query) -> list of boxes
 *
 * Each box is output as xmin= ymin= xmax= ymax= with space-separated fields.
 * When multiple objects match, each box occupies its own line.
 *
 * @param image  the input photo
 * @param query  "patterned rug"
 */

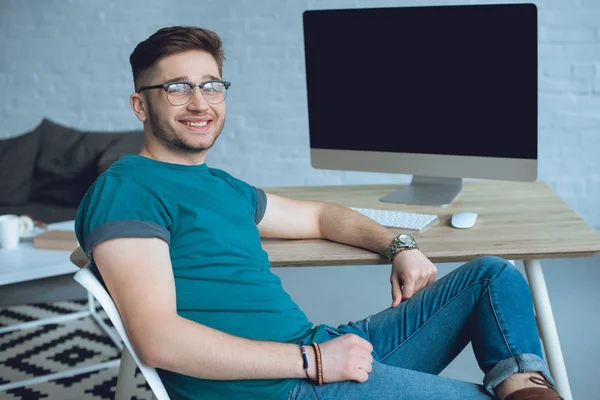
xmin=0 ymin=300 xmax=151 ymax=400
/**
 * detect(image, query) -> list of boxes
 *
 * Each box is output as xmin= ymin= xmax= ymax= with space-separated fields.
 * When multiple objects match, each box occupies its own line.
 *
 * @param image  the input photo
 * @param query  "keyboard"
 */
xmin=349 ymin=207 xmax=438 ymax=231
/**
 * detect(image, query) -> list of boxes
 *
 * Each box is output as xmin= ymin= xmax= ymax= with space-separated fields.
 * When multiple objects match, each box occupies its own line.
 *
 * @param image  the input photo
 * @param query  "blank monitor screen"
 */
xmin=303 ymin=4 xmax=537 ymax=165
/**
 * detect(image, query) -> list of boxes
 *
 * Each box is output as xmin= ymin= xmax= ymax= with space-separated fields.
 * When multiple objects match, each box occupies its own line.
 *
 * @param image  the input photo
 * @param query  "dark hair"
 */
xmin=129 ymin=26 xmax=225 ymax=90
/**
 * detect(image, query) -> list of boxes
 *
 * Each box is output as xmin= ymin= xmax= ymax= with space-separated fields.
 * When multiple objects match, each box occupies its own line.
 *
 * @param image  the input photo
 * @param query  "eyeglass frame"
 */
xmin=136 ymin=80 xmax=231 ymax=105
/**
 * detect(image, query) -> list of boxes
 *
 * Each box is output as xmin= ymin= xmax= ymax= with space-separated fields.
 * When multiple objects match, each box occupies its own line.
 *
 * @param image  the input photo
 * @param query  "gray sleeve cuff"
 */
xmin=85 ymin=220 xmax=170 ymax=262
xmin=255 ymin=188 xmax=267 ymax=224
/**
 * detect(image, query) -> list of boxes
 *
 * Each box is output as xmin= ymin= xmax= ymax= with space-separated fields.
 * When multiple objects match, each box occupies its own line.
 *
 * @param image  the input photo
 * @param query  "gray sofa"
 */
xmin=0 ymin=119 xmax=144 ymax=224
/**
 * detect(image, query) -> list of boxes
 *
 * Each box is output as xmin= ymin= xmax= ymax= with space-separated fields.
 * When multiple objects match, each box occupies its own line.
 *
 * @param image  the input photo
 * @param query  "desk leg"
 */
xmin=523 ymin=259 xmax=572 ymax=400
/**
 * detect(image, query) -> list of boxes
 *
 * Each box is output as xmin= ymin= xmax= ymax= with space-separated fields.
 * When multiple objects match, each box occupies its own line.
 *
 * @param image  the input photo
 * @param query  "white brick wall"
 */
xmin=1 ymin=0 xmax=599 ymax=229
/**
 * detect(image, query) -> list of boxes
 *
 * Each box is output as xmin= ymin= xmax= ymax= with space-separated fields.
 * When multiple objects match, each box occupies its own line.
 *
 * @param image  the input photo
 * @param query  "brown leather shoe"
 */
xmin=504 ymin=376 xmax=563 ymax=400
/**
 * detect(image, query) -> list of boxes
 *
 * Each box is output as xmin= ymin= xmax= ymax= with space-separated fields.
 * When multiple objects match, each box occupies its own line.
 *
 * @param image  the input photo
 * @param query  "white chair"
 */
xmin=73 ymin=263 xmax=171 ymax=400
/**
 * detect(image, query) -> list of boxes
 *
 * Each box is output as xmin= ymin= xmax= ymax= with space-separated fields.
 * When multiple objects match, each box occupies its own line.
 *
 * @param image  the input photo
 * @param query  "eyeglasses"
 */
xmin=137 ymin=80 xmax=231 ymax=106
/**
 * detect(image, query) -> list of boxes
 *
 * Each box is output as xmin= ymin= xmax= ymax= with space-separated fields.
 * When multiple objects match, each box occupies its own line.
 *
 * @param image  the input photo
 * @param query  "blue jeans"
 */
xmin=285 ymin=256 xmax=554 ymax=399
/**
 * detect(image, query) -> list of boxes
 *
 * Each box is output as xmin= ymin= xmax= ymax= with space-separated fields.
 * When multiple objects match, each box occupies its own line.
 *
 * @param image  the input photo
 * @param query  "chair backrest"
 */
xmin=73 ymin=263 xmax=171 ymax=400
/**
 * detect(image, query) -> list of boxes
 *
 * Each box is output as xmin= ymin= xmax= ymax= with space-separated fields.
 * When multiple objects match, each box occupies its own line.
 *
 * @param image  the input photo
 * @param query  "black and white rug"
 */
xmin=0 ymin=300 xmax=151 ymax=400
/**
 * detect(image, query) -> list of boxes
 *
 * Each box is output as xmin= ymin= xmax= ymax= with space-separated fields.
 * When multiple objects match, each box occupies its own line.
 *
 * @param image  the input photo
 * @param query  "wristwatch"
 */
xmin=385 ymin=233 xmax=418 ymax=261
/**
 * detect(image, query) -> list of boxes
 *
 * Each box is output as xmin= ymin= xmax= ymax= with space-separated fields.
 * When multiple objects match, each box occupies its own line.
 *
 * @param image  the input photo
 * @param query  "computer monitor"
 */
xmin=302 ymin=3 xmax=537 ymax=206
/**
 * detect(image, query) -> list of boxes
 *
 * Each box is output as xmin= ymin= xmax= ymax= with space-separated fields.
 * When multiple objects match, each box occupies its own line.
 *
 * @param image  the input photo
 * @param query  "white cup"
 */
xmin=0 ymin=214 xmax=34 ymax=249
xmin=0 ymin=214 xmax=21 ymax=250
xmin=18 ymin=215 xmax=35 ymax=235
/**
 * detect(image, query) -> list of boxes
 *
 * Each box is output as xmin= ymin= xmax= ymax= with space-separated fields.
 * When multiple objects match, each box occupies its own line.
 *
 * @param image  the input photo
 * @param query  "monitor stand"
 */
xmin=380 ymin=176 xmax=463 ymax=207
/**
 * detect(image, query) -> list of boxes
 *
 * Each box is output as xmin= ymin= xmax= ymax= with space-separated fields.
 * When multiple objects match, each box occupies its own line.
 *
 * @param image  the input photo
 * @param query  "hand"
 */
xmin=317 ymin=334 xmax=374 ymax=383
xmin=390 ymin=249 xmax=437 ymax=307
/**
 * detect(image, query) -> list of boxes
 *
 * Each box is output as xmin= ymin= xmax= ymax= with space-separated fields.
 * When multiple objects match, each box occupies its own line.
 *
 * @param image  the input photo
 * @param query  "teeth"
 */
xmin=183 ymin=121 xmax=208 ymax=127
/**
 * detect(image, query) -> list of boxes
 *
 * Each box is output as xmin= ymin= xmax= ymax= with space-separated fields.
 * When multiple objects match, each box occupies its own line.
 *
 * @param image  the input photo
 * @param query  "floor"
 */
xmin=0 ymin=300 xmax=150 ymax=400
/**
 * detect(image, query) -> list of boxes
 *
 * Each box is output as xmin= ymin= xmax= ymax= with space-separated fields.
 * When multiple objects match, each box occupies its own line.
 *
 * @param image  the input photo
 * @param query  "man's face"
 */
xmin=142 ymin=50 xmax=226 ymax=154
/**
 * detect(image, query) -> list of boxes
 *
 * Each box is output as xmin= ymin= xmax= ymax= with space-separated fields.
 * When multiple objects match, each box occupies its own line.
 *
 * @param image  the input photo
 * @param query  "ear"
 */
xmin=130 ymin=92 xmax=148 ymax=122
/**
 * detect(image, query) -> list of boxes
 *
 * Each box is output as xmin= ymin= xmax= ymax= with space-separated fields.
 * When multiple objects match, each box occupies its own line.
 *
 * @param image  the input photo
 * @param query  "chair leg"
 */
xmin=115 ymin=346 xmax=138 ymax=400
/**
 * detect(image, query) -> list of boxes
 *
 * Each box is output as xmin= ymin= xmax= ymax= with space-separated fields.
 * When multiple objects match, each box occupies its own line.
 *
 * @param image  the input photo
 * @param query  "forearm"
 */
xmin=147 ymin=315 xmax=317 ymax=381
xmin=318 ymin=203 xmax=397 ymax=256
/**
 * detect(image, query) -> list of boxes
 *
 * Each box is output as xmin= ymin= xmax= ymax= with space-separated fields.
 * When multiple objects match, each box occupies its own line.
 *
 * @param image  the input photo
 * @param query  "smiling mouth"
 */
xmin=181 ymin=121 xmax=208 ymax=127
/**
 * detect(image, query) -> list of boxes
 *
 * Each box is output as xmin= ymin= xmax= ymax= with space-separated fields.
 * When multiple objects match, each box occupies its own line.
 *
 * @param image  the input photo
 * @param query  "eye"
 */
xmin=167 ymin=83 xmax=191 ymax=94
xmin=203 ymin=82 xmax=223 ymax=93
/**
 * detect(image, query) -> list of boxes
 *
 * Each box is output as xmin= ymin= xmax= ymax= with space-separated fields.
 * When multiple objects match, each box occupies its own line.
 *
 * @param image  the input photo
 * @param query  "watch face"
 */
xmin=398 ymin=234 xmax=416 ymax=246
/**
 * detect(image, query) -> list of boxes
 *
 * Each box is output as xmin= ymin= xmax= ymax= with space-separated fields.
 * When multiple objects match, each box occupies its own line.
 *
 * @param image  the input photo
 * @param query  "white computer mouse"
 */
xmin=450 ymin=212 xmax=478 ymax=229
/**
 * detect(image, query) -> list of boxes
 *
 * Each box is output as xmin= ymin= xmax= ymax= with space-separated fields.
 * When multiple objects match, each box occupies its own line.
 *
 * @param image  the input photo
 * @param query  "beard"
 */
xmin=146 ymin=100 xmax=225 ymax=154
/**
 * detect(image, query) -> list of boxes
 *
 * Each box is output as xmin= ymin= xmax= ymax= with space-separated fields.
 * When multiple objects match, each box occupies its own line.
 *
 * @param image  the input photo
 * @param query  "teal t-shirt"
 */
xmin=75 ymin=155 xmax=330 ymax=400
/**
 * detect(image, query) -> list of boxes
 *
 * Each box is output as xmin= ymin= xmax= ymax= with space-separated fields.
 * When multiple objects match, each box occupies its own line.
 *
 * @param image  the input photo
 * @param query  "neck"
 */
xmin=139 ymin=135 xmax=208 ymax=166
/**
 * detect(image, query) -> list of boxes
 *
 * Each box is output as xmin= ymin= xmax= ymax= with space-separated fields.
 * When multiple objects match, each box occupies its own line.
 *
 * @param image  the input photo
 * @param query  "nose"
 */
xmin=186 ymin=86 xmax=209 ymax=111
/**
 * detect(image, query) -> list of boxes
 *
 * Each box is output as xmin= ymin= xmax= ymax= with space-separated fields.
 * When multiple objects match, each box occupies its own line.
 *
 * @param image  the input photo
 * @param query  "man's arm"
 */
xmin=92 ymin=237 xmax=317 ymax=380
xmin=257 ymin=192 xmax=396 ymax=255
xmin=257 ymin=192 xmax=437 ymax=305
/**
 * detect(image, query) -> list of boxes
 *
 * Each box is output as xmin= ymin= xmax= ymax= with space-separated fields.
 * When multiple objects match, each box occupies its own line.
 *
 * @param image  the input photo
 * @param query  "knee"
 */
xmin=461 ymin=256 xmax=524 ymax=284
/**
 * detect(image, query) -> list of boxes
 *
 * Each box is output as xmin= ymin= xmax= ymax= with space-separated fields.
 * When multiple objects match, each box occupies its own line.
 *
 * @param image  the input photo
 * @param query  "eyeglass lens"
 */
xmin=166 ymin=82 xmax=227 ymax=105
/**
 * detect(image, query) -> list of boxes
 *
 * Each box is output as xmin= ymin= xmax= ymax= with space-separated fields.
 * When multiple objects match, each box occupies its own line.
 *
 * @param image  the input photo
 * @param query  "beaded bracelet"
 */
xmin=311 ymin=342 xmax=324 ymax=385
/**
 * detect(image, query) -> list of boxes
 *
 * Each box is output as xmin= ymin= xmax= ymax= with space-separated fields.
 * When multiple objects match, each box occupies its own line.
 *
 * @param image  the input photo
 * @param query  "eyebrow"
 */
xmin=164 ymin=74 xmax=221 ymax=84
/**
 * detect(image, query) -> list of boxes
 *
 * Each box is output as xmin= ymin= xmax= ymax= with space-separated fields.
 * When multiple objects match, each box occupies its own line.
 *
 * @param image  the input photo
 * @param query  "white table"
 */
xmin=0 ymin=221 xmax=78 ymax=285
xmin=0 ymin=220 xmax=121 ymax=392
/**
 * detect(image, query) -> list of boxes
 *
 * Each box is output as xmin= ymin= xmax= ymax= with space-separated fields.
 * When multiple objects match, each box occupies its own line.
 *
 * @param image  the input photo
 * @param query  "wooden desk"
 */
xmin=261 ymin=180 xmax=600 ymax=266
xmin=261 ymin=180 xmax=600 ymax=400
xmin=70 ymin=180 xmax=599 ymax=399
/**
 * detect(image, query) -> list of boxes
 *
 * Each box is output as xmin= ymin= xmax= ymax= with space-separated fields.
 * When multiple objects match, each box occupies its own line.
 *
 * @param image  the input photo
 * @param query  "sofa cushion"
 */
xmin=29 ymin=119 xmax=143 ymax=207
xmin=97 ymin=131 xmax=144 ymax=175
xmin=0 ymin=124 xmax=42 ymax=205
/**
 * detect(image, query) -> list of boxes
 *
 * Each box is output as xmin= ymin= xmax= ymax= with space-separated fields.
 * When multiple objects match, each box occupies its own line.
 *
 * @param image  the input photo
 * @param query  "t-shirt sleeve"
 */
xmin=75 ymin=175 xmax=172 ymax=263
xmin=254 ymin=187 xmax=267 ymax=224
xmin=208 ymin=168 xmax=267 ymax=224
